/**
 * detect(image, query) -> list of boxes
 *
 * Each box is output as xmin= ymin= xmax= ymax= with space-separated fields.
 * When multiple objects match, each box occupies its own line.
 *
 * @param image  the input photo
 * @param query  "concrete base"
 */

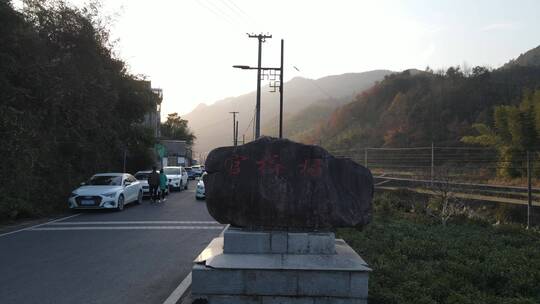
xmin=193 ymin=295 xmax=367 ymax=304
xmin=223 ymin=227 xmax=336 ymax=255
xmin=191 ymin=228 xmax=370 ymax=304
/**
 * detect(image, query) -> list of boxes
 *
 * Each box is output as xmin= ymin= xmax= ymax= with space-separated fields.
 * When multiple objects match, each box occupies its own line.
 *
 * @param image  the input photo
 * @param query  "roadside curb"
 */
xmin=163 ymin=272 xmax=192 ymax=304
xmin=162 ymin=224 xmax=229 ymax=304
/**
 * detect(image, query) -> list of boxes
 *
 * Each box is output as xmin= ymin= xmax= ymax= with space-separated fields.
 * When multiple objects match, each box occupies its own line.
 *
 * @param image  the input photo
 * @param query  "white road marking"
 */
xmin=162 ymin=272 xmax=192 ymax=304
xmin=162 ymin=224 xmax=229 ymax=304
xmin=30 ymin=226 xmax=224 ymax=231
xmin=0 ymin=213 xmax=81 ymax=238
xmin=49 ymin=221 xmax=220 ymax=225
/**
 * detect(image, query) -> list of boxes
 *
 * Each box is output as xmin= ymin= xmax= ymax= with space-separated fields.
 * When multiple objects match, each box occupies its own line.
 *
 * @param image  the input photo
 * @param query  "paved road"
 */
xmin=0 ymin=183 xmax=223 ymax=304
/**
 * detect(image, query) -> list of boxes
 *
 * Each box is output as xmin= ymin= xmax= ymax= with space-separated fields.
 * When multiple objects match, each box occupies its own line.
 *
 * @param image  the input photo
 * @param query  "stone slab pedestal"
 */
xmin=191 ymin=227 xmax=371 ymax=303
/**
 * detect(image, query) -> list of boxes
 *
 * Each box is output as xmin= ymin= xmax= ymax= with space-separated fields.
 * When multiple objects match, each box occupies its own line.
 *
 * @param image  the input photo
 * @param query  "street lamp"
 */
xmin=232 ymin=65 xmax=252 ymax=70
xmin=233 ymin=41 xmax=284 ymax=139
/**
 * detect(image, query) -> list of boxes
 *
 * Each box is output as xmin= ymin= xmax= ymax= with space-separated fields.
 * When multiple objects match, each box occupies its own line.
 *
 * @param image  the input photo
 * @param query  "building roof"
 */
xmin=160 ymin=139 xmax=190 ymax=156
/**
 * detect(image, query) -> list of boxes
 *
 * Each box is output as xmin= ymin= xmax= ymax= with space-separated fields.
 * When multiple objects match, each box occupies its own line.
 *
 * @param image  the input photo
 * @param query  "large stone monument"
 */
xmin=191 ymin=137 xmax=373 ymax=303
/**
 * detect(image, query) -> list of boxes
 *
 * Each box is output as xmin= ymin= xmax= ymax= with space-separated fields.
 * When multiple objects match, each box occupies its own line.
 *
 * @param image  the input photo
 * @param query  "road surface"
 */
xmin=0 ymin=183 xmax=223 ymax=304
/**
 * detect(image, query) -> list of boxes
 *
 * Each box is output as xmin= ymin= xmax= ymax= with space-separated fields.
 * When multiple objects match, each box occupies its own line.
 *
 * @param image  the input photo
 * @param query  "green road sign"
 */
xmin=155 ymin=143 xmax=166 ymax=158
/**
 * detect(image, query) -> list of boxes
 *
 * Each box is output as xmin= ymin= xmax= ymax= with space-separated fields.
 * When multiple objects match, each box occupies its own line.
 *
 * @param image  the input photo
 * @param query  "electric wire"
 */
xmin=242 ymin=106 xmax=256 ymax=141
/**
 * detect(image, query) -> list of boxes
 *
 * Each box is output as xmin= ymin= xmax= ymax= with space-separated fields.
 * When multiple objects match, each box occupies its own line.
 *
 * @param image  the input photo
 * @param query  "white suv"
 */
xmin=163 ymin=166 xmax=189 ymax=191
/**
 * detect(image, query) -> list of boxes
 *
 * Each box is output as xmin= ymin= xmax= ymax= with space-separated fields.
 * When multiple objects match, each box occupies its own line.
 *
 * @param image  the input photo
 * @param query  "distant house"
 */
xmin=160 ymin=139 xmax=193 ymax=167
xmin=138 ymin=82 xmax=193 ymax=167
xmin=142 ymin=81 xmax=163 ymax=138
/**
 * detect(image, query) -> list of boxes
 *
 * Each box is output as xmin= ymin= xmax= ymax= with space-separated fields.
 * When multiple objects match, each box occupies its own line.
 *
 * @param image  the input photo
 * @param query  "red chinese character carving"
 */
xmin=227 ymin=154 xmax=248 ymax=176
xmin=256 ymin=154 xmax=284 ymax=176
xmin=299 ymin=159 xmax=322 ymax=177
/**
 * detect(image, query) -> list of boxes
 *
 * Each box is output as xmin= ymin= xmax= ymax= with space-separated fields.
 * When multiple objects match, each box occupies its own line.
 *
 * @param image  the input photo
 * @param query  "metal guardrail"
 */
xmin=374 ymin=176 xmax=540 ymax=193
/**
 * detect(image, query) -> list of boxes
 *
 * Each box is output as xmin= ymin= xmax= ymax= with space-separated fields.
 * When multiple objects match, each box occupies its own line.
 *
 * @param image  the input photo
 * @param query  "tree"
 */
xmin=471 ymin=66 xmax=490 ymax=78
xmin=462 ymin=90 xmax=540 ymax=177
xmin=446 ymin=66 xmax=464 ymax=79
xmin=428 ymin=167 xmax=464 ymax=226
xmin=0 ymin=0 xmax=156 ymax=219
xmin=161 ymin=113 xmax=196 ymax=146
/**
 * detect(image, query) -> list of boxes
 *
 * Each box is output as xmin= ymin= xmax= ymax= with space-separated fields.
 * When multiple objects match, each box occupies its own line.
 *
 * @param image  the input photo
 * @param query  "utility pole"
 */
xmin=234 ymin=34 xmax=284 ymax=138
xmin=279 ymin=39 xmax=284 ymax=138
xmin=364 ymin=148 xmax=368 ymax=168
xmin=229 ymin=111 xmax=239 ymax=146
xmin=236 ymin=121 xmax=239 ymax=147
xmin=248 ymin=33 xmax=272 ymax=139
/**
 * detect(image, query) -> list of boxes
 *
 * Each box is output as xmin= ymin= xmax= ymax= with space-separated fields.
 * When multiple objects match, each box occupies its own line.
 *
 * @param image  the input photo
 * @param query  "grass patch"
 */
xmin=338 ymin=193 xmax=540 ymax=304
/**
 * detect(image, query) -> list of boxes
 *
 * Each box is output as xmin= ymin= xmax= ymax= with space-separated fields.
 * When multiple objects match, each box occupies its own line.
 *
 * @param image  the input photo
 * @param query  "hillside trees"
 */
xmin=307 ymin=65 xmax=540 ymax=156
xmin=0 ymin=0 xmax=157 ymax=219
xmin=160 ymin=113 xmax=196 ymax=147
xmin=462 ymin=90 xmax=540 ymax=177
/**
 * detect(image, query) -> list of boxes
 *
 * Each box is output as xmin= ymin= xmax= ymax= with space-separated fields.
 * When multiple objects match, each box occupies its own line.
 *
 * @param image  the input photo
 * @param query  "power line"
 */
xmin=193 ymin=0 xmax=238 ymax=28
xmin=224 ymin=0 xmax=251 ymax=20
xmin=225 ymin=0 xmax=259 ymax=28
xmin=204 ymin=0 xmax=237 ymax=23
xmin=219 ymin=0 xmax=250 ymax=25
xmin=193 ymin=117 xmax=230 ymax=131
xmin=293 ymin=66 xmax=337 ymax=102
xmin=242 ymin=106 xmax=255 ymax=140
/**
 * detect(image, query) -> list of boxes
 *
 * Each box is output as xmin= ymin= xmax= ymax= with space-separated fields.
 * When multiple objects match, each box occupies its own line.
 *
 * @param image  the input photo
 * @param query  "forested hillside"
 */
xmin=262 ymin=95 xmax=350 ymax=141
xmin=0 ymin=1 xmax=157 ymax=219
xmin=503 ymin=45 xmax=540 ymax=68
xmin=303 ymin=61 xmax=540 ymax=151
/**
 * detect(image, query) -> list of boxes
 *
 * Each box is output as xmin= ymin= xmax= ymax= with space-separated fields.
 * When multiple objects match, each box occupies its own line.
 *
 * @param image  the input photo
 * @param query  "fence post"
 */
xmin=527 ymin=150 xmax=532 ymax=229
xmin=431 ymin=142 xmax=434 ymax=185
xmin=364 ymin=148 xmax=368 ymax=168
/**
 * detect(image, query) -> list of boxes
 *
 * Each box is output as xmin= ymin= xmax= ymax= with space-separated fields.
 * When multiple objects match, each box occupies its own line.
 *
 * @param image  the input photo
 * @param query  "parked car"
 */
xmin=192 ymin=165 xmax=204 ymax=177
xmin=185 ymin=167 xmax=196 ymax=180
xmin=196 ymin=172 xmax=207 ymax=200
xmin=163 ymin=166 xmax=189 ymax=191
xmin=68 ymin=173 xmax=142 ymax=211
xmin=134 ymin=170 xmax=169 ymax=197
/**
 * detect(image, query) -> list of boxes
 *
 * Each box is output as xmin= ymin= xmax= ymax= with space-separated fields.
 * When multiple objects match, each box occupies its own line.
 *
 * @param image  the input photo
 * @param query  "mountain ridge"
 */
xmin=184 ymin=69 xmax=393 ymax=153
xmin=502 ymin=45 xmax=540 ymax=68
xmin=300 ymin=44 xmax=540 ymax=151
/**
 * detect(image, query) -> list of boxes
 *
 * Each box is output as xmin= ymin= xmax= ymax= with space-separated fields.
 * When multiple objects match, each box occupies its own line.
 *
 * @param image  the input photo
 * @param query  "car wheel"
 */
xmin=117 ymin=195 xmax=124 ymax=211
xmin=136 ymin=191 xmax=142 ymax=204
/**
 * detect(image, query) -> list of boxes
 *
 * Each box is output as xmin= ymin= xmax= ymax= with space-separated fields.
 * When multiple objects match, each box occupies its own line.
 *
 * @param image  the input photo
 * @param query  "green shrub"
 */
xmin=494 ymin=203 xmax=526 ymax=224
xmin=374 ymin=189 xmax=425 ymax=215
xmin=338 ymin=195 xmax=540 ymax=304
xmin=0 ymin=197 xmax=39 ymax=221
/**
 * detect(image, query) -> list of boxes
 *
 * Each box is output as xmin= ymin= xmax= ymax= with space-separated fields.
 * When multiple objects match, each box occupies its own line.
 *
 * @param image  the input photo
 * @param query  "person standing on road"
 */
xmin=159 ymin=169 xmax=168 ymax=203
xmin=148 ymin=166 xmax=160 ymax=203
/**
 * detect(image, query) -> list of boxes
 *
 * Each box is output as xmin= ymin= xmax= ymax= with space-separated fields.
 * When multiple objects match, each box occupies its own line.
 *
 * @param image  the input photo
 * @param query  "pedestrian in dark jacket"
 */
xmin=148 ymin=166 xmax=160 ymax=203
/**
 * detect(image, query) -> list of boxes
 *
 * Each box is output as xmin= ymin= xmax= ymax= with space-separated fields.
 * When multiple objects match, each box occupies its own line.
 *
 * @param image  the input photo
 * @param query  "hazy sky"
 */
xmin=17 ymin=0 xmax=540 ymax=116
